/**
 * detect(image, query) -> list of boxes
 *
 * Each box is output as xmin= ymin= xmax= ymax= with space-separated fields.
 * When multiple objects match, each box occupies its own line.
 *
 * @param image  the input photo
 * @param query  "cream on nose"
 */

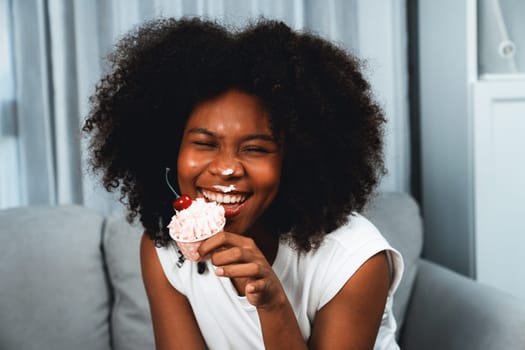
xmin=208 ymin=153 xmax=244 ymax=177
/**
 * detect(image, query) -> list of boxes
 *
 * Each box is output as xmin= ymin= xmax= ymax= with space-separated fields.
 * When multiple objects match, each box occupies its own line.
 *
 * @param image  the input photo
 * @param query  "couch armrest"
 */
xmin=400 ymin=259 xmax=525 ymax=350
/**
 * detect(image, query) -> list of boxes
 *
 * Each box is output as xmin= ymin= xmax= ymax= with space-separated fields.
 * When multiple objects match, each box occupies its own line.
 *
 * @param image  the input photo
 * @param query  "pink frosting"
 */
xmin=168 ymin=198 xmax=225 ymax=242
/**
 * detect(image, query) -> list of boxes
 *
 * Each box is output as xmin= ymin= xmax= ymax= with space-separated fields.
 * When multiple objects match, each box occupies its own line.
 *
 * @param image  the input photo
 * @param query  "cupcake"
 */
xmin=168 ymin=198 xmax=225 ymax=261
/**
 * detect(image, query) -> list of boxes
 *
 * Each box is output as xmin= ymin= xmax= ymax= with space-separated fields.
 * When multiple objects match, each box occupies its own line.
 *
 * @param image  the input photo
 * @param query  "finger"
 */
xmin=245 ymin=279 xmax=267 ymax=295
xmin=245 ymin=280 xmax=270 ymax=307
xmin=197 ymin=231 xmax=228 ymax=259
xmin=214 ymin=262 xmax=264 ymax=279
xmin=198 ymin=231 xmax=231 ymax=256
xmin=197 ymin=245 xmax=227 ymax=262
xmin=211 ymin=246 xmax=258 ymax=266
xmin=198 ymin=231 xmax=255 ymax=258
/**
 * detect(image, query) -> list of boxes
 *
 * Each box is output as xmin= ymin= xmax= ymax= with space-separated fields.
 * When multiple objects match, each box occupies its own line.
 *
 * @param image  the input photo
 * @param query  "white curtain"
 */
xmin=0 ymin=0 xmax=20 ymax=207
xmin=0 ymin=0 xmax=409 ymax=214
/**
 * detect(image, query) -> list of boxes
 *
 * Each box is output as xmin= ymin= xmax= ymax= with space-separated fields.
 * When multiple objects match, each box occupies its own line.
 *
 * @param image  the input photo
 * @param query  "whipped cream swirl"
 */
xmin=168 ymin=198 xmax=225 ymax=242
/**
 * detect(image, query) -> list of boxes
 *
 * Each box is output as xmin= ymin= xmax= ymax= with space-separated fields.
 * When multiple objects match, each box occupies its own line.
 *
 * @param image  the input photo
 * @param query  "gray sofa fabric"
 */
xmin=0 ymin=206 xmax=111 ymax=350
xmin=1 ymin=192 xmax=524 ymax=350
xmin=401 ymin=259 xmax=525 ymax=350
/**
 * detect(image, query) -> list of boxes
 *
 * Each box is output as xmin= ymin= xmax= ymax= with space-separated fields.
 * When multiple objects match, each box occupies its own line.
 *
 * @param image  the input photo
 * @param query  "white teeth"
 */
xmin=202 ymin=190 xmax=246 ymax=204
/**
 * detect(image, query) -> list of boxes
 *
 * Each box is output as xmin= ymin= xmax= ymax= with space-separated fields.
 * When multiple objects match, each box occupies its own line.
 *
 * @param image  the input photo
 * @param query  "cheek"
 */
xmin=187 ymin=160 xmax=199 ymax=169
xmin=253 ymin=160 xmax=283 ymax=194
xmin=176 ymin=149 xmax=206 ymax=189
xmin=177 ymin=149 xmax=201 ymax=171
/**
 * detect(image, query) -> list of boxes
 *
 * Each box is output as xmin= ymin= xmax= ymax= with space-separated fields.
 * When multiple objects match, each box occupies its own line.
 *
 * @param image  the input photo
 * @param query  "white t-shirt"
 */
xmin=156 ymin=213 xmax=404 ymax=349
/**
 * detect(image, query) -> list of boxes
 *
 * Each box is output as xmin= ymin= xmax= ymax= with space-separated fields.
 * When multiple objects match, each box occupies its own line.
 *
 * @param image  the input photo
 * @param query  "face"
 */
xmin=177 ymin=89 xmax=284 ymax=235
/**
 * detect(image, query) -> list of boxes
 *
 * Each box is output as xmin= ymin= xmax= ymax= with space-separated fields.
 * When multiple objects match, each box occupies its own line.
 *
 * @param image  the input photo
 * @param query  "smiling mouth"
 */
xmin=200 ymin=188 xmax=249 ymax=206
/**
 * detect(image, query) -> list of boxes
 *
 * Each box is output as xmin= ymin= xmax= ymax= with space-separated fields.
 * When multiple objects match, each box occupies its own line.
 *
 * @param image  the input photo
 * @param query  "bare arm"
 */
xmin=309 ymin=252 xmax=391 ymax=350
xmin=140 ymin=234 xmax=207 ymax=350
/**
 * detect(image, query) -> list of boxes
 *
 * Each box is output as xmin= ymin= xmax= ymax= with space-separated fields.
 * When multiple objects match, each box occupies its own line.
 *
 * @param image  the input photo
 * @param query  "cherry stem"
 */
xmin=165 ymin=167 xmax=180 ymax=198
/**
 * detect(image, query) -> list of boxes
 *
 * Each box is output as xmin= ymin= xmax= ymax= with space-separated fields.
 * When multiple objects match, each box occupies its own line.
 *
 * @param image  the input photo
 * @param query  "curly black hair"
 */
xmin=83 ymin=17 xmax=386 ymax=251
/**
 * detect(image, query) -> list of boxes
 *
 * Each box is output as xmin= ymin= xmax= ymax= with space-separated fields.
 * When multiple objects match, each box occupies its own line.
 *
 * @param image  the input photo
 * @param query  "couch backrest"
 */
xmin=0 ymin=205 xmax=112 ymax=350
xmin=362 ymin=191 xmax=423 ymax=333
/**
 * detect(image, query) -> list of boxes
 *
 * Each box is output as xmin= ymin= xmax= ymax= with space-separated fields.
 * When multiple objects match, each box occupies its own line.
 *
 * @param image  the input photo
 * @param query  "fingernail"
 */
xmin=215 ymin=267 xmax=224 ymax=276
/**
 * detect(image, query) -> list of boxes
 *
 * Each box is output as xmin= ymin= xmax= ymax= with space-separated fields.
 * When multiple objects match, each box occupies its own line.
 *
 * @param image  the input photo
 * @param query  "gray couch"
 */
xmin=1 ymin=192 xmax=524 ymax=350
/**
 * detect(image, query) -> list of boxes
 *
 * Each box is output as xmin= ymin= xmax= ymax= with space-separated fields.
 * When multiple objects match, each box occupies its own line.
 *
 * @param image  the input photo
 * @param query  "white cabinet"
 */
xmin=418 ymin=0 xmax=525 ymax=300
xmin=473 ymin=81 xmax=525 ymax=299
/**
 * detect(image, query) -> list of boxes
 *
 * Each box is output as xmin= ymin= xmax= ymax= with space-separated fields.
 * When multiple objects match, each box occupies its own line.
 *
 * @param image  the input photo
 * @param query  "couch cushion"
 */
xmin=0 ymin=205 xmax=111 ymax=350
xmin=362 ymin=191 xmax=423 ymax=334
xmin=103 ymin=208 xmax=154 ymax=350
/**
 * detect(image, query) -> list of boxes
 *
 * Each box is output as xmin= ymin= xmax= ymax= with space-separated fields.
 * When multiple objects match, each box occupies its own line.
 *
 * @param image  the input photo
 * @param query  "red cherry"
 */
xmin=173 ymin=195 xmax=192 ymax=210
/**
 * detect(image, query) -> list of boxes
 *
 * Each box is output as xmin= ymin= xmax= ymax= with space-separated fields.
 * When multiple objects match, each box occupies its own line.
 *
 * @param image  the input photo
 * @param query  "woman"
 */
xmin=83 ymin=18 xmax=403 ymax=349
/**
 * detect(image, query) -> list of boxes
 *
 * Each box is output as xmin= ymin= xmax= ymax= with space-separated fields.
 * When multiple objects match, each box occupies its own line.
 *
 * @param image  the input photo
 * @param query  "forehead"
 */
xmin=186 ymin=90 xmax=272 ymax=134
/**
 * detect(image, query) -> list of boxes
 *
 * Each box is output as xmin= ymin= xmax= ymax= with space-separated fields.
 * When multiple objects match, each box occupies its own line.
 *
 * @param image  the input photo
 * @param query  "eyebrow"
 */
xmin=187 ymin=127 xmax=277 ymax=143
xmin=187 ymin=128 xmax=214 ymax=137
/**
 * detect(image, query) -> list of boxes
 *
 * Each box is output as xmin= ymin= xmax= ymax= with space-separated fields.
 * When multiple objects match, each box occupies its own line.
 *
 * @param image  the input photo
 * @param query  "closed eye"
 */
xmin=192 ymin=141 xmax=218 ymax=148
xmin=242 ymin=146 xmax=271 ymax=153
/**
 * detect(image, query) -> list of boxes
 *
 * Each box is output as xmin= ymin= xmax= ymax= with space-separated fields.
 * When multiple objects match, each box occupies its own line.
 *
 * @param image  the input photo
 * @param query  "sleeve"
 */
xmin=155 ymin=243 xmax=188 ymax=295
xmin=314 ymin=214 xmax=404 ymax=310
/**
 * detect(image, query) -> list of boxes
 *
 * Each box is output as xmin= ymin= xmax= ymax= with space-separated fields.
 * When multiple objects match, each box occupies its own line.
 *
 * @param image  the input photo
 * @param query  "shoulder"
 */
xmin=147 ymin=238 xmax=194 ymax=295
xmin=324 ymin=212 xmax=386 ymax=247
xmin=316 ymin=213 xmax=402 ymax=279
xmin=140 ymin=235 xmax=208 ymax=349
xmin=140 ymin=234 xmax=185 ymax=300
xmin=302 ymin=213 xmax=403 ymax=307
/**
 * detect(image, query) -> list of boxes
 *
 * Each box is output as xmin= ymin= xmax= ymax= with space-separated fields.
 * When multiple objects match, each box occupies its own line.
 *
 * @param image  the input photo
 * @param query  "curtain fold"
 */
xmin=0 ymin=0 xmax=21 ymax=207
xmin=1 ymin=0 xmax=409 ymax=213
xmin=11 ymin=0 xmax=56 ymax=206
xmin=48 ymin=0 xmax=83 ymax=204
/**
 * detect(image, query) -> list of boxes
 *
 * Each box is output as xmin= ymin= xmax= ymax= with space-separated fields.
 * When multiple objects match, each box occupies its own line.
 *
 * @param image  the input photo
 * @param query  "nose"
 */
xmin=208 ymin=153 xmax=244 ymax=178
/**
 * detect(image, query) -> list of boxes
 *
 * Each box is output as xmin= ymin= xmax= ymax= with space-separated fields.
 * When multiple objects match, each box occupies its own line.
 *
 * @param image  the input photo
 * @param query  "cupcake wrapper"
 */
xmin=175 ymin=230 xmax=221 ymax=262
